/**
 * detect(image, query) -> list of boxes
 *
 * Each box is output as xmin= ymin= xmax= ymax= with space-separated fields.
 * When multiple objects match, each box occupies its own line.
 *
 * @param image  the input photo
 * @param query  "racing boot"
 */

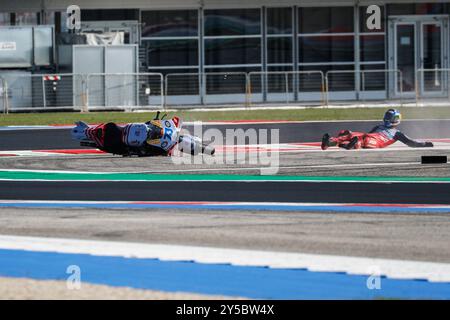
xmin=321 ymin=133 xmax=337 ymax=150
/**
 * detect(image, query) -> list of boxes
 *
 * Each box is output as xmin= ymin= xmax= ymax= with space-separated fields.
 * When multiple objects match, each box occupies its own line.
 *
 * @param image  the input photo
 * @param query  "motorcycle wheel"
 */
xmin=201 ymin=144 xmax=215 ymax=156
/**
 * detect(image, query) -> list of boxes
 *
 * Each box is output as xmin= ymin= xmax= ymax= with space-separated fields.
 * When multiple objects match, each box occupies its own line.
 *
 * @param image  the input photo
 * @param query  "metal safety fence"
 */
xmin=86 ymin=73 xmax=164 ymax=111
xmin=0 ymin=73 xmax=164 ymax=112
xmin=416 ymin=68 xmax=450 ymax=105
xmin=0 ymin=76 xmax=7 ymax=114
xmin=325 ymin=69 xmax=403 ymax=105
xmin=4 ymin=69 xmax=450 ymax=112
xmin=0 ymin=73 xmax=86 ymax=112
xmin=164 ymin=72 xmax=248 ymax=107
xmin=248 ymin=71 xmax=325 ymax=105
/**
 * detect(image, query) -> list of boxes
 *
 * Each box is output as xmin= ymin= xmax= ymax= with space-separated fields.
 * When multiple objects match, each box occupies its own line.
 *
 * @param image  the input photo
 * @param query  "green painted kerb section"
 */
xmin=1 ymin=170 xmax=450 ymax=183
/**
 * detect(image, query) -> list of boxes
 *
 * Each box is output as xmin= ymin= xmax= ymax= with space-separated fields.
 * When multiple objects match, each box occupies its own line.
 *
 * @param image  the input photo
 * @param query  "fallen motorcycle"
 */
xmin=71 ymin=112 xmax=215 ymax=157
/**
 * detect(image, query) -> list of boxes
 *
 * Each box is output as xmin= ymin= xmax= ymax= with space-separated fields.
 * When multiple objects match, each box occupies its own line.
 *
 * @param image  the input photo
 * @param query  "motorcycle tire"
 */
xmin=202 ymin=144 xmax=215 ymax=156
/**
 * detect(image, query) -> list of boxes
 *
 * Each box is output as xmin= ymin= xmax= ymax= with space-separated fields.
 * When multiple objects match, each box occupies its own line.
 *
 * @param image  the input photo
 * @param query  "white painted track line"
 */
xmin=0 ymin=235 xmax=449 ymax=282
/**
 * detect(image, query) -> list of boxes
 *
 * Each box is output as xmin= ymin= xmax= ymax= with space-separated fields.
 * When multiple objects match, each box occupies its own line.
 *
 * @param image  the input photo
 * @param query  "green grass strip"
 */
xmin=1 ymin=107 xmax=450 ymax=126
xmin=1 ymin=170 xmax=450 ymax=182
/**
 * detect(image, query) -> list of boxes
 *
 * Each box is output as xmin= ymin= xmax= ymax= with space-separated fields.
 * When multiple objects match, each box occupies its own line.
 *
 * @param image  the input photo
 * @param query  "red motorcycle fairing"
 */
xmin=332 ymin=130 xmax=395 ymax=149
xmin=171 ymin=116 xmax=181 ymax=128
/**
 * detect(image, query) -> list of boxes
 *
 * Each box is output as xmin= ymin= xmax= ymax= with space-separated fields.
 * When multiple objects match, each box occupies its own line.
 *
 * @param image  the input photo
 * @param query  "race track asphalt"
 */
xmin=1 ymin=119 xmax=450 ymax=292
xmin=1 ymin=180 xmax=450 ymax=204
xmin=2 ymin=119 xmax=450 ymax=150
xmin=1 ymin=120 xmax=450 ymax=204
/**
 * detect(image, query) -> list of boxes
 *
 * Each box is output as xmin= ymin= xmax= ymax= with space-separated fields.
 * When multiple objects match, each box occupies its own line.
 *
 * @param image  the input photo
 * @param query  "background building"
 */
xmin=0 ymin=0 xmax=448 ymax=106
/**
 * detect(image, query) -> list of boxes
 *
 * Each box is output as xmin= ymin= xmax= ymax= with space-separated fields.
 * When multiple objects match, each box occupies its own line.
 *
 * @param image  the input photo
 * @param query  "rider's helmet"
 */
xmin=383 ymin=109 xmax=402 ymax=127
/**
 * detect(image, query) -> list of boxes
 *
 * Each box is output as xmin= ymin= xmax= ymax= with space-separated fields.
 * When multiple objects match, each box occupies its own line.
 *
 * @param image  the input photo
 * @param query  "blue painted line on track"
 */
xmin=0 ymin=202 xmax=449 ymax=213
xmin=0 ymin=249 xmax=449 ymax=299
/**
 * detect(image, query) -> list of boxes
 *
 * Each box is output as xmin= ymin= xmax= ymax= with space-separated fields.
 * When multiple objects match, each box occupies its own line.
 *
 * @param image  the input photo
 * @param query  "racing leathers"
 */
xmin=323 ymin=124 xmax=434 ymax=150
xmin=76 ymin=119 xmax=179 ymax=156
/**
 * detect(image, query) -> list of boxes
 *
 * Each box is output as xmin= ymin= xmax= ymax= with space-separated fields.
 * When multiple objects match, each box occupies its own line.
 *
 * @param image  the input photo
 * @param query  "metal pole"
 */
xmin=84 ymin=75 xmax=89 ymax=112
xmin=158 ymin=73 xmax=163 ymax=111
xmin=399 ymin=71 xmax=404 ymax=107
xmin=285 ymin=72 xmax=289 ymax=104
xmin=361 ymin=71 xmax=365 ymax=105
xmin=415 ymin=70 xmax=419 ymax=107
xmin=135 ymin=73 xmax=139 ymax=110
xmin=1 ymin=78 xmax=3 ymax=114
xmin=1 ymin=78 xmax=6 ymax=114
xmin=42 ymin=76 xmax=47 ymax=109
xmin=163 ymin=73 xmax=168 ymax=110
xmin=263 ymin=71 xmax=267 ymax=102
xmin=320 ymin=72 xmax=326 ymax=106
xmin=245 ymin=73 xmax=251 ymax=109
xmin=4 ymin=79 xmax=9 ymax=114
xmin=202 ymin=73 xmax=207 ymax=105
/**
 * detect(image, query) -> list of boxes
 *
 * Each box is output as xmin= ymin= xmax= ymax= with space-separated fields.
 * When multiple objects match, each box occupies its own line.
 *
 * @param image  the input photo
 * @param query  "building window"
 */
xmin=267 ymin=37 xmax=292 ymax=64
xmin=204 ymin=8 xmax=262 ymax=71
xmin=360 ymin=35 xmax=385 ymax=62
xmin=265 ymin=7 xmax=294 ymax=95
xmin=299 ymin=7 xmax=354 ymax=34
xmin=142 ymin=10 xmax=199 ymax=95
xmin=15 ymin=12 xmax=38 ymax=25
xmin=142 ymin=10 xmax=198 ymax=37
xmin=298 ymin=7 xmax=355 ymax=64
xmin=266 ymin=7 xmax=293 ymax=66
xmin=359 ymin=5 xmax=386 ymax=91
xmin=147 ymin=39 xmax=198 ymax=67
xmin=142 ymin=10 xmax=199 ymax=68
xmin=0 ymin=13 xmax=11 ymax=26
xmin=204 ymin=9 xmax=260 ymax=36
xmin=299 ymin=35 xmax=355 ymax=63
xmin=45 ymin=11 xmax=67 ymax=32
xmin=203 ymin=9 xmax=262 ymax=95
xmin=267 ymin=7 xmax=292 ymax=35
xmin=81 ymin=9 xmax=139 ymax=21
xmin=205 ymin=38 xmax=261 ymax=65
xmin=387 ymin=3 xmax=446 ymax=15
xmin=298 ymin=7 xmax=355 ymax=92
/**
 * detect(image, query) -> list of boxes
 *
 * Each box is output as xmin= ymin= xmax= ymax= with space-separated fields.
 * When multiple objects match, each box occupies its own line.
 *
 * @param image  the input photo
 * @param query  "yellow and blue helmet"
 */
xmin=383 ymin=109 xmax=401 ymax=127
